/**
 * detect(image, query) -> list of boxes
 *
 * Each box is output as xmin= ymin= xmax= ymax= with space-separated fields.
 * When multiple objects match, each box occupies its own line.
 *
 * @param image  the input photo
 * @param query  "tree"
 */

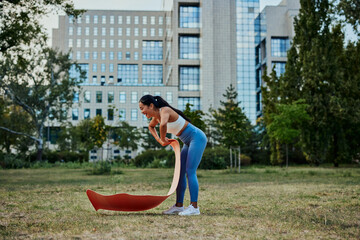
xmin=267 ymin=100 xmax=310 ymax=167
xmin=0 ymin=97 xmax=33 ymax=153
xmin=210 ymin=84 xmax=252 ymax=149
xmin=0 ymin=0 xmax=83 ymax=53
xmin=113 ymin=122 xmax=141 ymax=153
xmin=183 ymin=103 xmax=206 ymax=132
xmin=0 ymin=47 xmax=85 ymax=161
xmin=337 ymin=0 xmax=360 ymax=33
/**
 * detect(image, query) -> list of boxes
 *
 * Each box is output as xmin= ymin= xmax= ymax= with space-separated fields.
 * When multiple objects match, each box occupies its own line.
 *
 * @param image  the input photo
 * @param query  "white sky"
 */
xmin=42 ymin=0 xmax=282 ymax=45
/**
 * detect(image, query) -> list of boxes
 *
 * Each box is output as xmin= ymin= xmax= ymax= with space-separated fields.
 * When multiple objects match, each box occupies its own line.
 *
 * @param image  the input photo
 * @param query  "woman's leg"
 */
xmin=176 ymin=144 xmax=189 ymax=206
xmin=186 ymin=131 xmax=207 ymax=206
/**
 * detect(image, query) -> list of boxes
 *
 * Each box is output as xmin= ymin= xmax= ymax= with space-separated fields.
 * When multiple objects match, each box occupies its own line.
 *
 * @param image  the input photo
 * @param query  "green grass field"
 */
xmin=1 ymin=165 xmax=359 ymax=239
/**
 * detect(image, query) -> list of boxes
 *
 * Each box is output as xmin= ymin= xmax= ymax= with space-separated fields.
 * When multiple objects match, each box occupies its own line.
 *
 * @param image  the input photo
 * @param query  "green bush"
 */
xmin=199 ymin=147 xmax=252 ymax=169
xmin=0 ymin=153 xmax=30 ymax=169
xmin=134 ymin=149 xmax=174 ymax=168
xmin=29 ymin=151 xmax=87 ymax=163
xmin=90 ymin=161 xmax=112 ymax=175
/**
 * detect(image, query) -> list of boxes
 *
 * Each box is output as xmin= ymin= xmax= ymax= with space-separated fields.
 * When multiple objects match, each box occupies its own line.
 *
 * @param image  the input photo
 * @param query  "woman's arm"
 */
xmin=159 ymin=108 xmax=170 ymax=144
xmin=148 ymin=118 xmax=161 ymax=143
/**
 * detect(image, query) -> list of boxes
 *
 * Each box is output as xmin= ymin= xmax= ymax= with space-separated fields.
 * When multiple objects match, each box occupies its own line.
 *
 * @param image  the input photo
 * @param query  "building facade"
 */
xmin=255 ymin=0 xmax=300 ymax=118
xmin=50 ymin=0 xmax=300 ymax=157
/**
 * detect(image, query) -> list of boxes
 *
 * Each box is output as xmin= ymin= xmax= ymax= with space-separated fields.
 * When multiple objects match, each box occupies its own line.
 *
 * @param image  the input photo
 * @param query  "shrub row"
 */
xmin=134 ymin=146 xmax=252 ymax=170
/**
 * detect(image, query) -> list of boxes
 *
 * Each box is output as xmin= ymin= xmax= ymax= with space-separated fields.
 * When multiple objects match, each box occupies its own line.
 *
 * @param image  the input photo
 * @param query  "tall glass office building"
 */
xmin=235 ymin=0 xmax=259 ymax=124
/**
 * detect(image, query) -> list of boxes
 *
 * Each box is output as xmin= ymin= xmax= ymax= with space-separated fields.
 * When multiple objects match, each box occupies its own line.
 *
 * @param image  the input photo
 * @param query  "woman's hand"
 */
xmin=159 ymin=137 xmax=170 ymax=146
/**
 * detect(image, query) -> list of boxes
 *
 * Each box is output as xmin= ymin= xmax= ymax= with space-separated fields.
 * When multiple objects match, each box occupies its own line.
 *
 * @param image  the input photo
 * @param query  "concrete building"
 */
xmin=255 ymin=0 xmax=300 ymax=118
xmin=50 ymin=0 xmax=276 ymax=158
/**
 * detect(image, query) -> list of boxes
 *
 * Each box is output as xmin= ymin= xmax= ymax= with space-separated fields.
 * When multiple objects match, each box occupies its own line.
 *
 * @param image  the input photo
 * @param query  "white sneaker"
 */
xmin=162 ymin=204 xmax=184 ymax=215
xmin=178 ymin=205 xmax=200 ymax=216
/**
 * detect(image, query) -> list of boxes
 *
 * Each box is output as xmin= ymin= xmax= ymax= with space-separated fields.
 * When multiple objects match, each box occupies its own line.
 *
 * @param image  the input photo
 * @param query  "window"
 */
xmin=102 ymin=15 xmax=106 ymax=24
xmin=108 ymin=109 xmax=114 ymax=121
xmin=179 ymin=5 xmax=200 ymax=28
xmin=166 ymin=92 xmax=173 ymax=103
xmin=92 ymin=76 xmax=97 ymax=84
xmin=159 ymin=29 xmax=163 ymax=37
xmin=77 ymin=16 xmax=82 ymax=24
xmin=119 ymin=109 xmax=126 ymax=121
xmin=142 ymin=65 xmax=163 ymax=85
xmin=134 ymin=40 xmax=139 ymax=48
xmin=134 ymin=28 xmax=139 ymax=36
xmin=118 ymin=28 xmax=122 ymax=36
xmin=109 ymin=52 xmax=114 ymax=60
xmin=77 ymin=27 xmax=81 ymax=36
xmin=69 ymin=15 xmax=74 ymax=23
xmin=126 ymin=40 xmax=131 ymax=48
xmin=131 ymin=109 xmax=138 ymax=121
xmin=118 ymin=40 xmax=122 ymax=48
xmin=134 ymin=16 xmax=139 ymax=24
xmin=178 ymin=97 xmax=200 ymax=111
xmin=93 ymin=39 xmax=98 ymax=48
xmin=96 ymin=91 xmax=102 ymax=103
xmin=142 ymin=28 xmax=147 ymax=37
xmin=108 ymin=91 xmax=114 ymax=103
xmin=109 ymin=64 xmax=114 ymax=73
xmin=110 ymin=39 xmax=114 ymax=48
xmin=271 ymin=37 xmax=290 ymax=57
xmin=101 ymin=76 xmax=105 ymax=85
xmin=131 ymin=92 xmax=138 ymax=103
xmin=150 ymin=28 xmax=155 ymax=37
xmin=92 ymin=64 xmax=97 ymax=72
xmin=84 ymin=51 xmax=90 ymax=60
xmin=101 ymin=64 xmax=106 ymax=72
xmin=110 ymin=27 xmax=114 ymax=36
xmin=142 ymin=41 xmax=163 ymax=60
xmin=118 ymin=51 xmax=122 ymax=60
xmin=101 ymin=51 xmax=106 ymax=60
xmin=117 ymin=64 xmax=138 ymax=84
xmin=119 ymin=92 xmax=126 ymax=103
xmin=179 ymin=36 xmax=200 ymax=59
xmin=84 ymin=91 xmax=91 ymax=103
xmin=110 ymin=16 xmax=114 ymax=24
xmin=85 ymin=27 xmax=90 ymax=36
xmin=142 ymin=16 xmax=147 ymax=24
xmin=101 ymin=39 xmax=106 ymax=48
xmin=159 ymin=16 xmax=163 ymax=25
xmin=85 ymin=39 xmax=89 ymax=48
xmin=126 ymin=16 xmax=131 ymax=24
xmin=134 ymin=52 xmax=139 ymax=60
xmin=68 ymin=39 xmax=73 ymax=48
xmin=271 ymin=62 xmax=286 ymax=77
xmin=102 ymin=27 xmax=106 ymax=36
xmin=94 ymin=15 xmax=98 ymax=24
xmin=96 ymin=109 xmax=102 ymax=116
xmin=126 ymin=52 xmax=130 ymax=60
xmin=118 ymin=16 xmax=123 ymax=24
xmin=179 ymin=66 xmax=200 ymax=91
xmin=69 ymin=27 xmax=73 ymax=35
xmin=94 ymin=27 xmax=98 ymax=36
xmin=84 ymin=109 xmax=90 ymax=119
xmin=109 ymin=76 xmax=114 ymax=83
xmin=76 ymin=39 xmax=81 ymax=47
xmin=85 ymin=15 xmax=90 ymax=24
xmin=92 ymin=52 xmax=98 ymax=60
xmin=150 ymin=16 xmax=156 ymax=25
xmin=126 ymin=28 xmax=131 ymax=36
xmin=72 ymin=109 xmax=79 ymax=120
xmin=73 ymin=92 xmax=79 ymax=103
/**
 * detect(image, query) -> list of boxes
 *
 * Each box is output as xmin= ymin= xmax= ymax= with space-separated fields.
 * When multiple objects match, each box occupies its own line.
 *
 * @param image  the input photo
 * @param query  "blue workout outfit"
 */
xmin=176 ymin=123 xmax=207 ymax=203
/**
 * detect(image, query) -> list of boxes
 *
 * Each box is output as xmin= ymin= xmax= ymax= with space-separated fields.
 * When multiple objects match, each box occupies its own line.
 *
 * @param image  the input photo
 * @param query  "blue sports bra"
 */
xmin=160 ymin=108 xmax=186 ymax=135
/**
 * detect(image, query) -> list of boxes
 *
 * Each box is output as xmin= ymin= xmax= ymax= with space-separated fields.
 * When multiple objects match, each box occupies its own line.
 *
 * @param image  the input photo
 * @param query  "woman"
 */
xmin=139 ymin=95 xmax=207 ymax=216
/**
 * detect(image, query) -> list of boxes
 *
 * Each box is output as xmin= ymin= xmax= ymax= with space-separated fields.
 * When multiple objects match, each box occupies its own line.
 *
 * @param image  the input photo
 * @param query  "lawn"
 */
xmin=0 ymin=165 xmax=359 ymax=239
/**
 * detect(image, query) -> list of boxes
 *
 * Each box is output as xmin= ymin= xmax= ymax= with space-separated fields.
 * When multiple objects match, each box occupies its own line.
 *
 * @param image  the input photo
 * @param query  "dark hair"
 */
xmin=139 ymin=95 xmax=191 ymax=122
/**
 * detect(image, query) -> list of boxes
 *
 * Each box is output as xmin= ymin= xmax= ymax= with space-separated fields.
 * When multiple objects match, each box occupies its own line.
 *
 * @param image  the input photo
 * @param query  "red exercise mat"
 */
xmin=86 ymin=139 xmax=181 ymax=212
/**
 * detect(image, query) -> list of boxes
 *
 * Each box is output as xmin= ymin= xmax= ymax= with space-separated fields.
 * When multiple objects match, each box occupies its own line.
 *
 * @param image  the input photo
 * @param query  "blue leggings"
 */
xmin=176 ymin=123 xmax=207 ymax=203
